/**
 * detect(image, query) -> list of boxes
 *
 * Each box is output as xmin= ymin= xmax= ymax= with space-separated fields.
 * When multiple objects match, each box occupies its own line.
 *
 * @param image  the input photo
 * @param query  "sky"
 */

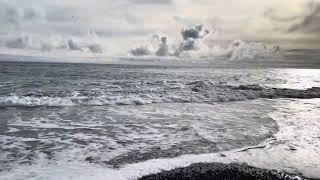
xmin=0 ymin=0 xmax=320 ymax=56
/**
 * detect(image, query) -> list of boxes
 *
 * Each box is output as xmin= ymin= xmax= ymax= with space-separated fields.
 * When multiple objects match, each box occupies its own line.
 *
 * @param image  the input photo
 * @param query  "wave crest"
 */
xmin=1 ymin=83 xmax=319 ymax=107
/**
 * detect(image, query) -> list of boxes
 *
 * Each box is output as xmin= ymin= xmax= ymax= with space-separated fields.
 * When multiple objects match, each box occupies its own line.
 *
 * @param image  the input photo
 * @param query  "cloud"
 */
xmin=174 ymin=25 xmax=210 ymax=55
xmin=263 ymin=8 xmax=300 ymax=22
xmin=67 ymin=39 xmax=82 ymax=51
xmin=130 ymin=46 xmax=152 ymax=56
xmin=0 ymin=2 xmax=21 ymax=25
xmin=5 ymin=36 xmax=30 ymax=49
xmin=264 ymin=0 xmax=320 ymax=35
xmin=0 ymin=0 xmax=178 ymax=54
xmin=129 ymin=24 xmax=281 ymax=60
xmin=288 ymin=1 xmax=320 ymax=33
xmin=131 ymin=0 xmax=173 ymax=5
xmin=38 ymin=35 xmax=67 ymax=52
xmin=130 ymin=24 xmax=211 ymax=57
xmin=66 ymin=38 xmax=105 ymax=53
xmin=0 ymin=0 xmax=319 ymax=55
xmin=88 ymin=43 xmax=104 ymax=53
xmin=155 ymin=36 xmax=169 ymax=56
xmin=181 ymin=24 xmax=210 ymax=40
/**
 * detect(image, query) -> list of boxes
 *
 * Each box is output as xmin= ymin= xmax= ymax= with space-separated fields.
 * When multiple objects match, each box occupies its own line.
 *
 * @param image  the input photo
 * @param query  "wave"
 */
xmin=0 ymin=94 xmax=157 ymax=107
xmin=0 ymin=99 xmax=319 ymax=179
xmin=1 ymin=83 xmax=319 ymax=107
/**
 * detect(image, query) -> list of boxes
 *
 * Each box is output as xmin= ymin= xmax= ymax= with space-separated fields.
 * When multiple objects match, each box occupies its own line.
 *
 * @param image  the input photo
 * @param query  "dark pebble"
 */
xmin=139 ymin=163 xmax=312 ymax=180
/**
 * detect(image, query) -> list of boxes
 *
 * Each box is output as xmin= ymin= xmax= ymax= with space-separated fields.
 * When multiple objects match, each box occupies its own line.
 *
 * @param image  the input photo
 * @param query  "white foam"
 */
xmin=0 ymin=92 xmax=252 ymax=107
xmin=0 ymin=95 xmax=75 ymax=107
xmin=6 ymin=127 xmax=20 ymax=133
xmin=2 ymin=99 xmax=320 ymax=180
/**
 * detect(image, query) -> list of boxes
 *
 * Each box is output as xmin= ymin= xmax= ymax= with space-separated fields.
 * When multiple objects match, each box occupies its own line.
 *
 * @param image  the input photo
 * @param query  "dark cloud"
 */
xmin=67 ymin=39 xmax=82 ymax=51
xmin=0 ymin=2 xmax=21 ymax=25
xmin=181 ymin=24 xmax=210 ymax=40
xmin=155 ymin=36 xmax=169 ymax=56
xmin=265 ymin=1 xmax=320 ymax=34
xmin=88 ymin=43 xmax=104 ymax=53
xmin=263 ymin=8 xmax=300 ymax=22
xmin=288 ymin=1 xmax=320 ymax=33
xmin=174 ymin=25 xmax=210 ymax=56
xmin=130 ymin=24 xmax=210 ymax=57
xmin=0 ymin=2 xmax=45 ymax=26
xmin=5 ymin=36 xmax=30 ymax=49
xmin=41 ymin=43 xmax=54 ymax=51
xmin=130 ymin=46 xmax=152 ymax=56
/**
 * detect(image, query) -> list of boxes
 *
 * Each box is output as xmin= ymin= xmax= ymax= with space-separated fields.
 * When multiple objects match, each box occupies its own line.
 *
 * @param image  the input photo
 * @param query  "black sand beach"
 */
xmin=139 ymin=163 xmax=315 ymax=180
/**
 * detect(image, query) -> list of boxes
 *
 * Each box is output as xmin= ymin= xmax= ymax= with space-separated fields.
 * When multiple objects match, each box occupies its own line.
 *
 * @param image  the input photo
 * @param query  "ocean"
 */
xmin=0 ymin=53 xmax=320 ymax=180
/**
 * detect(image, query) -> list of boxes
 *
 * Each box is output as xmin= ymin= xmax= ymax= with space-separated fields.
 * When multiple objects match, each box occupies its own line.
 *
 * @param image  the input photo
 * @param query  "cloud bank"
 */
xmin=130 ymin=24 xmax=280 ymax=60
xmin=0 ymin=0 xmax=319 ymax=57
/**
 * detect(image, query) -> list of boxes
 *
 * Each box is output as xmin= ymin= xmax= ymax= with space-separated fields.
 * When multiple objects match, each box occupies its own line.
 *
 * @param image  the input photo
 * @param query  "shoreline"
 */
xmin=139 ymin=162 xmax=317 ymax=180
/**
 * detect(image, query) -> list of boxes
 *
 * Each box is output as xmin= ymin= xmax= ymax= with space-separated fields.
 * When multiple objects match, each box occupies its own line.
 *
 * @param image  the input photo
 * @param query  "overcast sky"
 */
xmin=0 ymin=0 xmax=319 ymax=55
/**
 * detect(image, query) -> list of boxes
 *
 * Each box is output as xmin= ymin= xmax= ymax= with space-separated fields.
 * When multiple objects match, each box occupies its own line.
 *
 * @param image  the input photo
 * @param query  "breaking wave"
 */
xmin=1 ymin=83 xmax=319 ymax=107
xmin=0 ymin=94 xmax=156 ymax=107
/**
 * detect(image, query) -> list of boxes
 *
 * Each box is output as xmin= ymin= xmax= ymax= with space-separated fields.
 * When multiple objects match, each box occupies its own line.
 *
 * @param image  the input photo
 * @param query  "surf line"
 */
xmin=236 ymin=137 xmax=277 ymax=152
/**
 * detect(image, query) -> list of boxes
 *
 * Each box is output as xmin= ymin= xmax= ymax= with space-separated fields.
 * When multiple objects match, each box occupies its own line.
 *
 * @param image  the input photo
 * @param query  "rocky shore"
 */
xmin=139 ymin=163 xmax=317 ymax=180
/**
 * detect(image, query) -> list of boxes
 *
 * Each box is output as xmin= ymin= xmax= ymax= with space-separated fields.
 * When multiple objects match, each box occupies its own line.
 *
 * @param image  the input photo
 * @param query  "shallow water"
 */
xmin=0 ymin=60 xmax=319 ymax=180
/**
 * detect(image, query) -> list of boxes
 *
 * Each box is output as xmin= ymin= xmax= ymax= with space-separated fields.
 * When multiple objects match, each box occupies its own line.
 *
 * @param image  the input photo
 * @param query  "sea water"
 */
xmin=0 ymin=54 xmax=319 ymax=180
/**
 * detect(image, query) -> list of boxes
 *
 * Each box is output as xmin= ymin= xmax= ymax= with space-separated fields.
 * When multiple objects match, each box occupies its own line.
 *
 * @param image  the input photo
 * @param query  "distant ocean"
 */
xmin=0 ymin=51 xmax=320 ymax=180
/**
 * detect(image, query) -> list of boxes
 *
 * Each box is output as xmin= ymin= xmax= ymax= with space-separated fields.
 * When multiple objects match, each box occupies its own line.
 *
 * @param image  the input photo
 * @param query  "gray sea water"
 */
xmin=0 ymin=52 xmax=320 ymax=180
